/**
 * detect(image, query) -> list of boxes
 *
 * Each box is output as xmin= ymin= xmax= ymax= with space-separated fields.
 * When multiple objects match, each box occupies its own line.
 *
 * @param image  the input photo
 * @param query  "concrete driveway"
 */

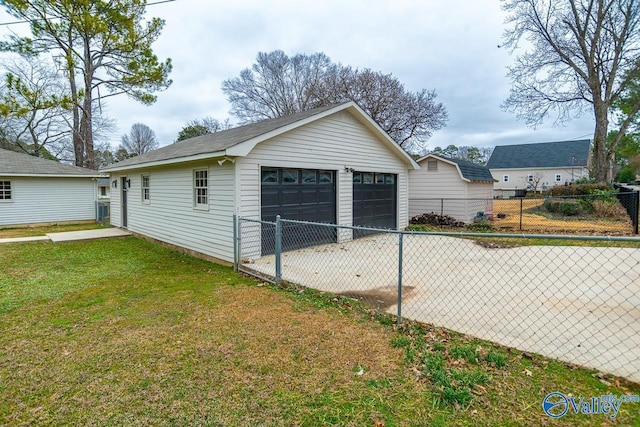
xmin=246 ymin=233 xmax=640 ymax=382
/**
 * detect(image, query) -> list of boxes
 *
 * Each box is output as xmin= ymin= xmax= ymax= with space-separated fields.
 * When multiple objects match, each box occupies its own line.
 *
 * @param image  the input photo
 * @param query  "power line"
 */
xmin=0 ymin=0 xmax=177 ymax=27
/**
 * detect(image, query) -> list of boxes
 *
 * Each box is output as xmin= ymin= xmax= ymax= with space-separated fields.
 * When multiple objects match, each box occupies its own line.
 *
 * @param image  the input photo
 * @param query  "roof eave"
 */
xmin=1 ymin=173 xmax=103 ymax=178
xmin=101 ymin=151 xmax=228 ymax=172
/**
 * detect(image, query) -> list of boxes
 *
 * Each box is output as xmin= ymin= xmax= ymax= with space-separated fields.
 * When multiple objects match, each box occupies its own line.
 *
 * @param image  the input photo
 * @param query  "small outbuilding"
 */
xmin=0 ymin=148 xmax=102 ymax=227
xmin=102 ymin=102 xmax=418 ymax=264
xmin=409 ymin=154 xmax=496 ymax=223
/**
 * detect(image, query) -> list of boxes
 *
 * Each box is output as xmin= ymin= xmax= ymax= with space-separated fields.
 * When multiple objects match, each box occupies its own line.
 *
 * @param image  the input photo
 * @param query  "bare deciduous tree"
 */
xmin=175 ymin=117 xmax=232 ymax=142
xmin=222 ymin=50 xmax=448 ymax=152
xmin=120 ymin=123 xmax=158 ymax=156
xmin=501 ymin=0 xmax=640 ymax=182
xmin=0 ymin=55 xmax=69 ymax=159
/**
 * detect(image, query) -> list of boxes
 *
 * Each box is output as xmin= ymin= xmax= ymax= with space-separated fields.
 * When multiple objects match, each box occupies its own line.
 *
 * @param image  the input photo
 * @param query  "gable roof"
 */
xmin=102 ymin=102 xmax=418 ymax=172
xmin=486 ymin=140 xmax=591 ymax=169
xmin=416 ymin=154 xmax=496 ymax=182
xmin=0 ymin=148 xmax=101 ymax=177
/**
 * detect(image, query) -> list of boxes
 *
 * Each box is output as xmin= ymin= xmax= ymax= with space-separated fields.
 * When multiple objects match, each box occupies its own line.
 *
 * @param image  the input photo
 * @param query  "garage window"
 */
xmin=362 ymin=172 xmax=374 ymax=184
xmin=193 ymin=169 xmax=208 ymax=209
xmin=319 ymin=171 xmax=333 ymax=183
xmin=0 ymin=180 xmax=11 ymax=201
xmin=141 ymin=174 xmax=150 ymax=203
xmin=282 ymin=170 xmax=299 ymax=183
xmin=261 ymin=169 xmax=278 ymax=183
xmin=302 ymin=170 xmax=316 ymax=184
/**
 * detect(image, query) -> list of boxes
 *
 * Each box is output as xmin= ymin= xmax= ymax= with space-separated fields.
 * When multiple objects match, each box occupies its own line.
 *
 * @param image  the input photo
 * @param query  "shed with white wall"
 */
xmin=409 ymin=154 xmax=495 ymax=223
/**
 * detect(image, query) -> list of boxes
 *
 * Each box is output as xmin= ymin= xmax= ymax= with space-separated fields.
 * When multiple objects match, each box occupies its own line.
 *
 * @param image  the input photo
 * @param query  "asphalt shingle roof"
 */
xmin=102 ymin=104 xmax=342 ymax=171
xmin=444 ymin=157 xmax=496 ymax=182
xmin=0 ymin=148 xmax=101 ymax=176
xmin=486 ymin=140 xmax=591 ymax=169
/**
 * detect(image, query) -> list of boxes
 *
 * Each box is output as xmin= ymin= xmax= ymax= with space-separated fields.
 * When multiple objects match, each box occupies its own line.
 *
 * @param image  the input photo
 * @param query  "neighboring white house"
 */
xmin=102 ymin=102 xmax=419 ymax=264
xmin=0 ymin=148 xmax=102 ymax=227
xmin=409 ymin=154 xmax=496 ymax=222
xmin=487 ymin=140 xmax=591 ymax=197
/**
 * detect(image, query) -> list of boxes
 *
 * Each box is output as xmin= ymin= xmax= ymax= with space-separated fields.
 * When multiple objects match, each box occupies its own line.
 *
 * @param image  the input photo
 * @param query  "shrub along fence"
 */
xmin=235 ymin=215 xmax=640 ymax=383
xmin=409 ymin=192 xmax=639 ymax=235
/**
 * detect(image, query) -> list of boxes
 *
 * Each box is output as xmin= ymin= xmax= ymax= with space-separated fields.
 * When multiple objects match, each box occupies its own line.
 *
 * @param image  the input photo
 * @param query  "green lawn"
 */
xmin=0 ymin=237 xmax=638 ymax=426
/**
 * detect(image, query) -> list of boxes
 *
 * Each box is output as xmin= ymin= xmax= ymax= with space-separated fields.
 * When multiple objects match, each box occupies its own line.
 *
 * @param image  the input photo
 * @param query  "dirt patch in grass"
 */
xmin=338 ymin=286 xmax=416 ymax=310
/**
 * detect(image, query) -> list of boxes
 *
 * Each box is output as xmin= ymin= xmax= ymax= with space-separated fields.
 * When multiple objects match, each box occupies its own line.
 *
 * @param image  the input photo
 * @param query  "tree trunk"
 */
xmin=591 ymin=101 xmax=610 ymax=182
xmin=80 ymin=39 xmax=95 ymax=169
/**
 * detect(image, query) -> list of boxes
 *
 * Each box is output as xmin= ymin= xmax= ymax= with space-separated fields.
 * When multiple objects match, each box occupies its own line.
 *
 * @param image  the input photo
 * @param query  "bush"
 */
xmin=546 ymin=183 xmax=611 ymax=196
xmin=465 ymin=220 xmax=492 ymax=232
xmin=543 ymin=199 xmax=560 ymax=212
xmin=558 ymin=201 xmax=581 ymax=216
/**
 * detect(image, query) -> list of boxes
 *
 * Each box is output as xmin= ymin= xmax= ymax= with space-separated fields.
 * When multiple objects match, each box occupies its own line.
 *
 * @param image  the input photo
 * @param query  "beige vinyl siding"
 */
xmin=409 ymin=159 xmax=469 ymax=220
xmin=236 ymin=110 xmax=410 ymax=227
xmin=110 ymin=176 xmax=122 ymax=228
xmin=0 ymin=177 xmax=96 ymax=226
xmin=408 ymin=159 xmax=494 ymax=223
xmin=111 ymin=161 xmax=236 ymax=262
xmin=491 ymin=167 xmax=589 ymax=191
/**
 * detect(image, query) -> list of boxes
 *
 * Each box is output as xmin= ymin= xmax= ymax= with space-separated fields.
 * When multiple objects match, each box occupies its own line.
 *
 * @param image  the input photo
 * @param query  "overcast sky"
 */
xmin=0 ymin=0 xmax=596 ymax=152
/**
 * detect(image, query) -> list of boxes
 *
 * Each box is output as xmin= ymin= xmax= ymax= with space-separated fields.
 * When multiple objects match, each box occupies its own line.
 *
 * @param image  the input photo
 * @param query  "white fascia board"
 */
xmin=101 ymin=151 xmax=227 ymax=172
xmin=346 ymin=103 xmax=419 ymax=170
xmin=1 ymin=173 xmax=103 ymax=178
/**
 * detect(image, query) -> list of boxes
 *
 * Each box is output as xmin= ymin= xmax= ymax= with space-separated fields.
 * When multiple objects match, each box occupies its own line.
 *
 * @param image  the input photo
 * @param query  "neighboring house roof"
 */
xmin=102 ymin=102 xmax=418 ymax=172
xmin=416 ymin=154 xmax=496 ymax=183
xmin=0 ymin=148 xmax=102 ymax=177
xmin=486 ymin=139 xmax=591 ymax=169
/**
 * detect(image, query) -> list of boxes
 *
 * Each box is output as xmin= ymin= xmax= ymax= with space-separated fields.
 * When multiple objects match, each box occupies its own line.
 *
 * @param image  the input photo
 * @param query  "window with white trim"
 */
xmin=141 ymin=174 xmax=150 ymax=203
xmin=503 ymin=175 xmax=509 ymax=182
xmin=527 ymin=174 xmax=534 ymax=182
xmin=555 ymin=174 xmax=562 ymax=182
xmin=0 ymin=180 xmax=11 ymax=201
xmin=194 ymin=169 xmax=208 ymax=208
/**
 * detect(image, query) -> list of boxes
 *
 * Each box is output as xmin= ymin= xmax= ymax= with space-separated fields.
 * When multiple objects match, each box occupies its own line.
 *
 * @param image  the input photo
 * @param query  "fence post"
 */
xmin=635 ymin=191 xmax=639 ymax=235
xmin=440 ymin=198 xmax=444 ymax=216
xmin=519 ymin=198 xmax=523 ymax=231
xmin=233 ymin=214 xmax=238 ymax=271
xmin=275 ymin=215 xmax=282 ymax=284
xmin=397 ymin=232 xmax=404 ymax=324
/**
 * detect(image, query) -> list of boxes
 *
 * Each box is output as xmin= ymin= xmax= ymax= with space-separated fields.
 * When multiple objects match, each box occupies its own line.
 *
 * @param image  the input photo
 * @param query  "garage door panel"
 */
xmin=353 ymin=171 xmax=397 ymax=237
xmin=261 ymin=168 xmax=336 ymax=254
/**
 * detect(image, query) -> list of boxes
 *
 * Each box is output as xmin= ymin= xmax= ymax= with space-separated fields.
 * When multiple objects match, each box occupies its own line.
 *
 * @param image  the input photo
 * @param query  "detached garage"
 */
xmin=103 ymin=102 xmax=417 ymax=263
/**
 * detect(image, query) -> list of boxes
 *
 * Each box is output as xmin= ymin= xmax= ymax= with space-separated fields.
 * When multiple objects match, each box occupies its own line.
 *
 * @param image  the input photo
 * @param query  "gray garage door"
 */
xmin=261 ymin=167 xmax=336 ymax=253
xmin=353 ymin=171 xmax=397 ymax=237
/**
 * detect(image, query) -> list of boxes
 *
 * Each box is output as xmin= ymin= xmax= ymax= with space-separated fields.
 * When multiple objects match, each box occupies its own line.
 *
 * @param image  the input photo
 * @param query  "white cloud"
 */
xmin=0 ymin=0 xmax=596 ymax=151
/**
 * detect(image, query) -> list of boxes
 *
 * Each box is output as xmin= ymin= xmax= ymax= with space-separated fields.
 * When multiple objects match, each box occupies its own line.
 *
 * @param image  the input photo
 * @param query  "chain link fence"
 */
xmin=235 ymin=216 xmax=640 ymax=383
xmin=409 ymin=191 xmax=639 ymax=235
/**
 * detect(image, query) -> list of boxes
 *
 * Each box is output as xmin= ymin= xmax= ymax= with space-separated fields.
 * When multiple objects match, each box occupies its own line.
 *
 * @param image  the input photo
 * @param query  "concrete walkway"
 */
xmin=0 ymin=228 xmax=131 ymax=244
